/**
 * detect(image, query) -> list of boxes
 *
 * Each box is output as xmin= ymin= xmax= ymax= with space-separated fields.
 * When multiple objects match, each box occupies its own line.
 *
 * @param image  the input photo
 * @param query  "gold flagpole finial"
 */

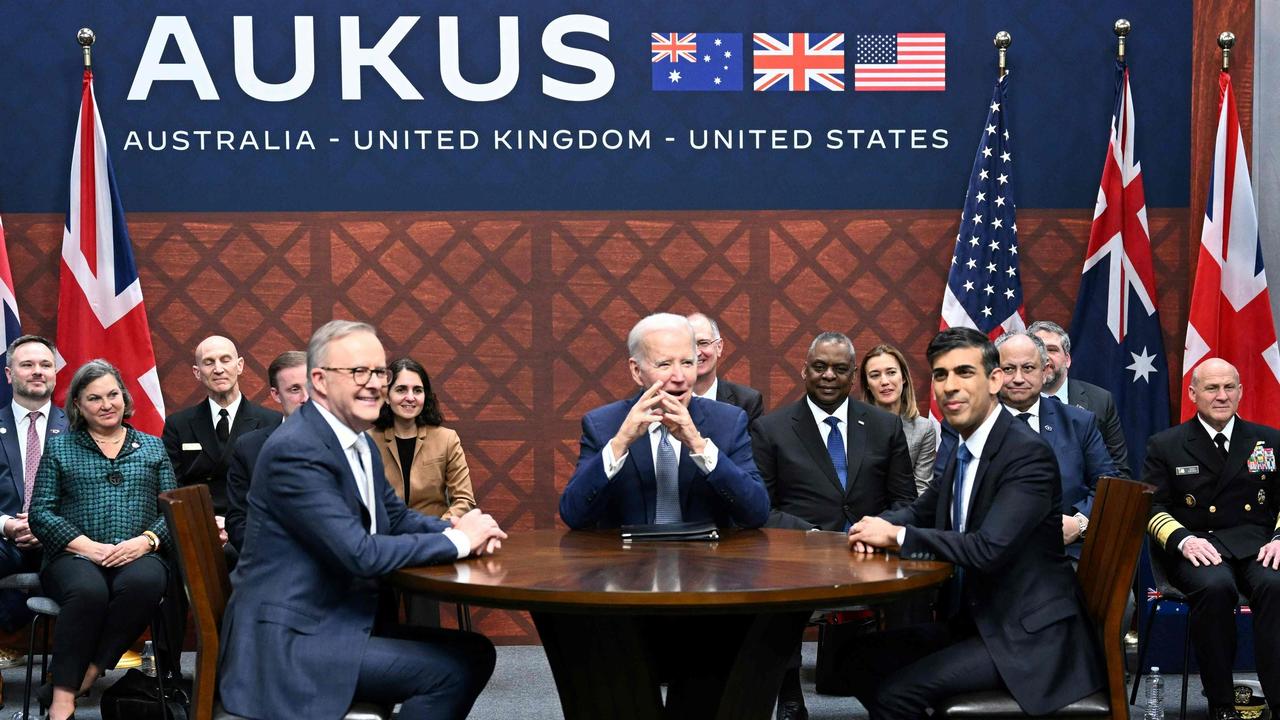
xmin=1114 ymin=19 xmax=1131 ymax=62
xmin=1218 ymin=31 xmax=1235 ymax=72
xmin=77 ymin=28 xmax=95 ymax=69
xmin=994 ymin=31 xmax=1012 ymax=78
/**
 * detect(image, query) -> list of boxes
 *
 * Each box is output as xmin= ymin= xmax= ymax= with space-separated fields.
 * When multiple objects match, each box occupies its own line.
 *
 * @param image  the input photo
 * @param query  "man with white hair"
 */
xmin=560 ymin=312 xmax=768 ymax=529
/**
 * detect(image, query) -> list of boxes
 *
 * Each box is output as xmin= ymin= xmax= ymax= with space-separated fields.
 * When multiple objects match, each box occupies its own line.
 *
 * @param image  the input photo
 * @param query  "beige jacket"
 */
xmin=372 ymin=424 xmax=475 ymax=519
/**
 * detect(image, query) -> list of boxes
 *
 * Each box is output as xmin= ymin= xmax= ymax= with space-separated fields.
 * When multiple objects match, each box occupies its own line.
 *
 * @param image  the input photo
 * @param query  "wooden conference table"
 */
xmin=393 ymin=528 xmax=951 ymax=720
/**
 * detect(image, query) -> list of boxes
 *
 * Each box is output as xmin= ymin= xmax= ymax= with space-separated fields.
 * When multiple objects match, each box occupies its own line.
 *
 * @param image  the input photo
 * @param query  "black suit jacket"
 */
xmin=224 ymin=425 xmax=277 ymax=553
xmin=887 ymin=409 xmax=1104 ymax=714
xmin=716 ymin=379 xmax=764 ymax=425
xmin=163 ymin=398 xmax=283 ymax=515
xmin=1068 ymin=378 xmax=1131 ymax=479
xmin=1145 ymin=416 xmax=1280 ymax=559
xmin=751 ymin=397 xmax=915 ymax=531
xmin=0 ymin=405 xmax=69 ymax=517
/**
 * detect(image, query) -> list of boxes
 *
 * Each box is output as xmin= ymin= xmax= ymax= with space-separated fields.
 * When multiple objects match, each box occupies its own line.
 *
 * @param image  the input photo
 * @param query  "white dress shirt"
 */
xmin=807 ymin=396 xmax=850 ymax=455
xmin=208 ymin=393 xmax=243 ymax=432
xmin=898 ymin=403 xmax=1002 ymax=545
xmin=1003 ymin=398 xmax=1042 ymax=433
xmin=694 ymin=378 xmax=719 ymax=402
xmin=1 ymin=400 xmax=52 ymax=535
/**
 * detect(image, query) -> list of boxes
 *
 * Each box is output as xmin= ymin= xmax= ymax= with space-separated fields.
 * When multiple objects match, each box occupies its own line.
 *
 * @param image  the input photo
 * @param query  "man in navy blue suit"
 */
xmin=219 ymin=321 xmax=506 ymax=720
xmin=0 ymin=335 xmax=68 ymax=665
xmin=560 ymin=312 xmax=768 ymax=530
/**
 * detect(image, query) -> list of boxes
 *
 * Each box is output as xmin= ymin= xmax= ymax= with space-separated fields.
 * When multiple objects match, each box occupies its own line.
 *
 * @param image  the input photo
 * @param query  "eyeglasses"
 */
xmin=321 ymin=366 xmax=389 ymax=386
xmin=695 ymin=338 xmax=722 ymax=349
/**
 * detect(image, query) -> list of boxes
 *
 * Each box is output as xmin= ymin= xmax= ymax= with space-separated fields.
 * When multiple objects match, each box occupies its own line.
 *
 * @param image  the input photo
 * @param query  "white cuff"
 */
xmin=688 ymin=438 xmax=718 ymax=473
xmin=0 ymin=514 xmax=12 ymax=541
xmin=896 ymin=527 xmax=907 ymax=547
xmin=442 ymin=527 xmax=471 ymax=559
xmin=602 ymin=443 xmax=627 ymax=479
xmin=1176 ymin=535 xmax=1192 ymax=552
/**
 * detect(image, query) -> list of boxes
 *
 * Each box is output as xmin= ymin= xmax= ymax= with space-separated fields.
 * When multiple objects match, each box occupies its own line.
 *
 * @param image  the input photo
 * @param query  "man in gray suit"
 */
xmin=1029 ymin=320 xmax=1130 ymax=478
xmin=688 ymin=312 xmax=765 ymax=424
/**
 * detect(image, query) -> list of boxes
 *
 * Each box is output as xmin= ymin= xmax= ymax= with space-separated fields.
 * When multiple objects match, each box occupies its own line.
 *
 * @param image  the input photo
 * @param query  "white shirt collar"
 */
xmin=313 ymin=400 xmax=363 ymax=452
xmin=806 ymin=396 xmax=850 ymax=428
xmin=958 ymin=402 xmax=1003 ymax=459
xmin=1052 ymin=376 xmax=1069 ymax=403
xmin=208 ymin=393 xmax=244 ymax=428
xmin=1004 ymin=396 xmax=1041 ymax=421
xmin=11 ymin=400 xmax=51 ymax=424
xmin=1197 ymin=414 xmax=1236 ymax=443
xmin=695 ymin=377 xmax=719 ymax=401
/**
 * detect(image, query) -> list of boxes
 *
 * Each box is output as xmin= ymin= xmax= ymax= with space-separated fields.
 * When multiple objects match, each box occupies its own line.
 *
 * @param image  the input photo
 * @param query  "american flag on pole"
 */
xmin=1181 ymin=71 xmax=1280 ymax=424
xmin=752 ymin=33 xmax=845 ymax=92
xmin=853 ymin=33 xmax=946 ymax=91
xmin=0 ymin=212 xmax=22 ymax=406
xmin=1068 ymin=61 xmax=1169 ymax=476
xmin=55 ymin=67 xmax=165 ymax=434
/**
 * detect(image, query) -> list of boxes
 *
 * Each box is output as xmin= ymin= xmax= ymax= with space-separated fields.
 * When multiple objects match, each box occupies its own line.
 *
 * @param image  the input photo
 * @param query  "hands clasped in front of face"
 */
xmin=612 ymin=381 xmax=707 ymax=456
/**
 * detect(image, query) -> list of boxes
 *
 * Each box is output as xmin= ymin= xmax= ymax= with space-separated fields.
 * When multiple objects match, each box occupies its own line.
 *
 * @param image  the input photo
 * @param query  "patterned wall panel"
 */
xmin=2 ymin=208 xmax=1190 ymax=642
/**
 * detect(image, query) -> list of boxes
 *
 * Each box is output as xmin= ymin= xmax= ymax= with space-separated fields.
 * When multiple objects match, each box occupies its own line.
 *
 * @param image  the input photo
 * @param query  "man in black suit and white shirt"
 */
xmin=687 ymin=312 xmax=764 ymax=424
xmin=845 ymin=327 xmax=1104 ymax=718
xmin=162 ymin=335 xmax=283 ymax=521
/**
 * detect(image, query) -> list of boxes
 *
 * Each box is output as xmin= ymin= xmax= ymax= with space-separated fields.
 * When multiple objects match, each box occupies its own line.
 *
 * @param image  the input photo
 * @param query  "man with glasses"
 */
xmin=687 ymin=312 xmax=764 ymax=425
xmin=219 ymin=320 xmax=506 ymax=720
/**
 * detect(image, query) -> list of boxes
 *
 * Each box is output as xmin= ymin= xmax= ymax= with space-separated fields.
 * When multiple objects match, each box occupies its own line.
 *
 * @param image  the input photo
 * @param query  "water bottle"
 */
xmin=1144 ymin=666 xmax=1164 ymax=720
xmin=140 ymin=639 xmax=157 ymax=677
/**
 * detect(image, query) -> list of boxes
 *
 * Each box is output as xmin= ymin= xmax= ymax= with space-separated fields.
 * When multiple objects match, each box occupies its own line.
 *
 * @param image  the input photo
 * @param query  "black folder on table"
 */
xmin=620 ymin=521 xmax=720 ymax=542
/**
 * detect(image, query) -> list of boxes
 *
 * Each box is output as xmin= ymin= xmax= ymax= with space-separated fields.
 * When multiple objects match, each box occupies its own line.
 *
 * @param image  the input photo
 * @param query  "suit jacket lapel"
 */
xmin=363 ymin=434 xmax=390 ymax=532
xmin=0 ymin=409 xmax=23 ymax=505
xmin=790 ymin=401 xmax=843 ymax=495
xmin=1185 ymin=421 xmax=1223 ymax=480
xmin=306 ymin=404 xmax=368 ymax=528
xmin=936 ymin=445 xmax=957 ymax=530
xmin=193 ymin=402 xmax=221 ymax=461
xmin=628 ymin=425 xmax=657 ymax=523
xmin=967 ymin=412 xmax=1011 ymax=529
xmin=843 ymin=403 xmax=868 ymax=498
xmin=228 ymin=400 xmax=262 ymax=443
xmin=677 ymin=401 xmax=706 ymax=511
xmin=1218 ymin=418 xmax=1256 ymax=494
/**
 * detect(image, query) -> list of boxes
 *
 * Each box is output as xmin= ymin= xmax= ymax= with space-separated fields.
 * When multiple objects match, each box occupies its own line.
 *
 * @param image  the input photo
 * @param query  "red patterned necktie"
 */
xmin=23 ymin=410 xmax=42 ymax=513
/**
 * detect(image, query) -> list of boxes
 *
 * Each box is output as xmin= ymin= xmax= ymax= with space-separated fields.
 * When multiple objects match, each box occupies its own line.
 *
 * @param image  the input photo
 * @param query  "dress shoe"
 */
xmin=1210 ymin=705 xmax=1243 ymax=720
xmin=776 ymin=697 xmax=809 ymax=720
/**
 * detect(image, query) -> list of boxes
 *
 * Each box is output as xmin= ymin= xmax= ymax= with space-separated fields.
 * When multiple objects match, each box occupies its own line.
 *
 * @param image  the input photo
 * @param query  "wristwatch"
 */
xmin=1074 ymin=512 xmax=1089 ymax=540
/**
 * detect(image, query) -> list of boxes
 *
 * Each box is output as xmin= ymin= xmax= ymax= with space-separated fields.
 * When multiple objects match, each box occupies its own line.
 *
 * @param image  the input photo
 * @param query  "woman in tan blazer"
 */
xmin=372 ymin=358 xmax=476 ymax=520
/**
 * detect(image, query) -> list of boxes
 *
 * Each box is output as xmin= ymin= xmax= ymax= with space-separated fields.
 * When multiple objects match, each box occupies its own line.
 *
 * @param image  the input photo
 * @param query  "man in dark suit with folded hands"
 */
xmin=219 ymin=321 xmax=506 ymax=720
xmin=845 ymin=327 xmax=1103 ymax=719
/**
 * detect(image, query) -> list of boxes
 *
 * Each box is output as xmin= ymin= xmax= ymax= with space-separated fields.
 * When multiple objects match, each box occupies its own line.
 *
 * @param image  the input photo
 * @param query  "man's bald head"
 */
xmin=1189 ymin=357 xmax=1242 ymax=431
xmin=192 ymin=335 xmax=245 ymax=405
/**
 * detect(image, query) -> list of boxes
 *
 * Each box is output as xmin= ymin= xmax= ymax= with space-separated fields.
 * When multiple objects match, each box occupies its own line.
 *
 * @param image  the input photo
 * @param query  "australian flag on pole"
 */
xmin=0 ymin=212 xmax=21 ymax=406
xmin=1068 ymin=60 xmax=1169 ymax=478
xmin=652 ymin=33 xmax=743 ymax=91
xmin=55 ymin=66 xmax=165 ymax=434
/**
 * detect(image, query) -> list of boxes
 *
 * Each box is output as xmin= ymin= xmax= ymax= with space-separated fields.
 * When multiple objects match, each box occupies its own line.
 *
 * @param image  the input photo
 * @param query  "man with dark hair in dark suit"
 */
xmin=751 ymin=331 xmax=915 ymax=719
xmin=687 ymin=312 xmax=765 ymax=424
xmin=162 ymin=335 xmax=283 ymax=522
xmin=845 ymin=327 xmax=1104 ymax=719
xmin=1145 ymin=357 xmax=1280 ymax=719
xmin=0 ymin=335 xmax=68 ymax=667
xmin=1029 ymin=320 xmax=1131 ymax=478
xmin=225 ymin=350 xmax=309 ymax=555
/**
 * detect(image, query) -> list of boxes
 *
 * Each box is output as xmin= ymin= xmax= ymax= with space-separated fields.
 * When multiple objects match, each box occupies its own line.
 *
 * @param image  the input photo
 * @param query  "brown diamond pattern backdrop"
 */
xmin=3 ymin=208 xmax=1190 ymax=642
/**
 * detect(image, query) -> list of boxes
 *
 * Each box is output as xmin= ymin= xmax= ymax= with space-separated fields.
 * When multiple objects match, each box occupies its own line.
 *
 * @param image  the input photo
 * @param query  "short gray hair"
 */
xmin=64 ymin=359 xmax=134 ymax=431
xmin=307 ymin=320 xmax=379 ymax=390
xmin=808 ymin=332 xmax=855 ymax=360
xmin=994 ymin=330 xmax=1049 ymax=367
xmin=1027 ymin=320 xmax=1071 ymax=356
xmin=687 ymin=312 xmax=720 ymax=339
xmin=627 ymin=313 xmax=695 ymax=363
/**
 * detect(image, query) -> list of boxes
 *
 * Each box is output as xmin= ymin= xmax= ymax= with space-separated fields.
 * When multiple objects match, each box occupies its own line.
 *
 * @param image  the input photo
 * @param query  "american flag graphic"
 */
xmin=752 ymin=33 xmax=844 ymax=92
xmin=55 ymin=68 xmax=165 ymax=434
xmin=854 ymin=33 xmax=945 ymax=91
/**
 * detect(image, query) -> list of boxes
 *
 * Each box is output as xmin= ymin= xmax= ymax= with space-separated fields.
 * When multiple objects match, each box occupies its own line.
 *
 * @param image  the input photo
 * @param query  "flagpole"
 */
xmin=77 ymin=27 xmax=94 ymax=68
xmin=1114 ymin=19 xmax=1130 ymax=62
xmin=994 ymin=31 xmax=1011 ymax=79
xmin=1218 ymin=31 xmax=1234 ymax=72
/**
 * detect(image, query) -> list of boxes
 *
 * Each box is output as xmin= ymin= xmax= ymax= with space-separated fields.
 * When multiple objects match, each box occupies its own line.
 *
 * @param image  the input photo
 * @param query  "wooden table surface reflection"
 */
xmin=392 ymin=528 xmax=951 ymax=720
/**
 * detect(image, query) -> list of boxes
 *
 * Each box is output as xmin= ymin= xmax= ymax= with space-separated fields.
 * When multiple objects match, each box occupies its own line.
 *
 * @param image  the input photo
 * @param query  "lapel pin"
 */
xmin=0 ymin=428 xmax=5 ymax=434
xmin=50 ymin=428 xmax=60 ymax=434
xmin=1043 ymin=424 xmax=1053 ymax=432
xmin=857 ymin=420 xmax=865 ymax=426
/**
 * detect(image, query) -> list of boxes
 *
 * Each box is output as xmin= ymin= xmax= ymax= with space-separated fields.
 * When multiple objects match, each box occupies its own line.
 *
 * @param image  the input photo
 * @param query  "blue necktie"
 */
xmin=824 ymin=416 xmax=848 ymax=490
xmin=654 ymin=428 xmax=682 ymax=524
xmin=951 ymin=443 xmax=973 ymax=531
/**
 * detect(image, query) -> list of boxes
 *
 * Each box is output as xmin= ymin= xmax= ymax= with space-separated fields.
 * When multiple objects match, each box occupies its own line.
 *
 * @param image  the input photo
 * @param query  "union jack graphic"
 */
xmin=0 ymin=210 xmax=21 ymax=406
xmin=55 ymin=67 xmax=165 ymax=434
xmin=752 ymin=33 xmax=844 ymax=92
xmin=651 ymin=33 xmax=698 ymax=64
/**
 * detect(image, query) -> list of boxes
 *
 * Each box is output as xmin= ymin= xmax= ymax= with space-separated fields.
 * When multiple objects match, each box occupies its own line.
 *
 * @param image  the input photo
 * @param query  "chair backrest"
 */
xmin=1075 ymin=476 xmax=1153 ymax=720
xmin=160 ymin=484 xmax=231 ymax=720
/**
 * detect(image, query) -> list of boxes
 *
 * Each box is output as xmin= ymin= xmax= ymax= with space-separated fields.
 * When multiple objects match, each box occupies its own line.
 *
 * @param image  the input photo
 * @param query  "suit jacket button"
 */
xmin=1246 ymin=504 xmax=1252 ymax=511
xmin=1209 ymin=505 xmax=1216 ymax=513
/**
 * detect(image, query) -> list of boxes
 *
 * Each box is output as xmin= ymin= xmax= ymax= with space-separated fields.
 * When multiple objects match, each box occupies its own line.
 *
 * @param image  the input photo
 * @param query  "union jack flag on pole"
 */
xmin=0 ymin=212 xmax=22 ymax=406
xmin=752 ymin=33 xmax=845 ymax=92
xmin=55 ymin=66 xmax=165 ymax=434
xmin=1181 ymin=70 xmax=1280 ymax=424
xmin=934 ymin=74 xmax=1024 ymax=416
xmin=1068 ymin=61 xmax=1169 ymax=476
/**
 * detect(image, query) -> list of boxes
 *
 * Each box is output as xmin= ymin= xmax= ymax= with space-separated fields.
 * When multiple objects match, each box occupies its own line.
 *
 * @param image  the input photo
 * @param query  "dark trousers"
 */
xmin=0 ymin=541 xmax=40 ymax=633
xmin=1166 ymin=552 xmax=1280 ymax=709
xmin=841 ymin=618 xmax=1005 ymax=720
xmin=40 ymin=553 xmax=167 ymax=690
xmin=353 ymin=624 xmax=495 ymax=720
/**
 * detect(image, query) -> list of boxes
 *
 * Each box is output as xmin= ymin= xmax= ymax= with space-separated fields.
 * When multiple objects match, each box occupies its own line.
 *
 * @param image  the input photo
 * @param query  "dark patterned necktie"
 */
xmin=654 ymin=428 xmax=682 ymax=524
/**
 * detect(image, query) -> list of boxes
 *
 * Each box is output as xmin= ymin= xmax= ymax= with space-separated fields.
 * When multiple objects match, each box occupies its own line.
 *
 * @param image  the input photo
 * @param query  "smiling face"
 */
xmin=310 ymin=330 xmax=388 ymax=432
xmin=932 ymin=346 xmax=1003 ymax=437
xmin=76 ymin=374 xmax=126 ymax=436
xmin=687 ymin=314 xmax=722 ymax=383
xmin=803 ymin=340 xmax=856 ymax=413
xmin=1033 ymin=329 xmax=1070 ymax=389
xmin=629 ymin=327 xmax=697 ymax=406
xmin=388 ymin=368 xmax=426 ymax=422
xmin=863 ymin=353 xmax=904 ymax=412
xmin=6 ymin=340 xmax=55 ymax=405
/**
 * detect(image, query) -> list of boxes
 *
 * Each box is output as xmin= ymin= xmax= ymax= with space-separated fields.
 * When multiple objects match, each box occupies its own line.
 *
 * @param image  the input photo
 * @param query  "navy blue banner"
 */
xmin=0 ymin=1 xmax=1191 ymax=212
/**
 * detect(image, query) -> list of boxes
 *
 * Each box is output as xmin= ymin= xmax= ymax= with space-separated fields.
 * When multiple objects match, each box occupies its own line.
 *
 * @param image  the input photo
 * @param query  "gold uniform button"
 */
xmin=1209 ymin=505 xmax=1217 ymax=513
xmin=1246 ymin=504 xmax=1253 ymax=511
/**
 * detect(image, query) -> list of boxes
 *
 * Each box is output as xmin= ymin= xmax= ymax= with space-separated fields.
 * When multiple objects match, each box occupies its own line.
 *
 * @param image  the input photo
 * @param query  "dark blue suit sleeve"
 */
xmin=704 ymin=409 xmax=769 ymax=528
xmin=559 ymin=412 xmax=615 ymax=530
xmin=1072 ymin=412 xmax=1115 ymax=518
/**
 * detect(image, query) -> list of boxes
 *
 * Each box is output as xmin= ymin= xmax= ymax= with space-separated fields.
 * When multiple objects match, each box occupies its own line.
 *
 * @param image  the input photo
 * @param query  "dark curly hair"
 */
xmin=374 ymin=357 xmax=444 ymax=429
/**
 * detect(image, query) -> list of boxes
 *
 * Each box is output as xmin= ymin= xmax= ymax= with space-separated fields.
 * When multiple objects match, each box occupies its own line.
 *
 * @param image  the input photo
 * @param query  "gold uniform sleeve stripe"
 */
xmin=1274 ymin=513 xmax=1280 ymax=532
xmin=1148 ymin=512 xmax=1184 ymax=548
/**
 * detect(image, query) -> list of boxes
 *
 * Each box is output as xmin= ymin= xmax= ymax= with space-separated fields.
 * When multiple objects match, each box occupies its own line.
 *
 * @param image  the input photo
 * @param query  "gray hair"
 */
xmin=994 ymin=330 xmax=1049 ymax=368
xmin=627 ymin=313 xmax=695 ymax=363
xmin=64 ymin=359 xmax=134 ymax=431
xmin=1027 ymin=320 xmax=1071 ymax=356
xmin=306 ymin=320 xmax=379 ymax=390
xmin=6 ymin=335 xmax=55 ymax=368
xmin=808 ymin=332 xmax=855 ymax=360
xmin=687 ymin=312 xmax=720 ymax=339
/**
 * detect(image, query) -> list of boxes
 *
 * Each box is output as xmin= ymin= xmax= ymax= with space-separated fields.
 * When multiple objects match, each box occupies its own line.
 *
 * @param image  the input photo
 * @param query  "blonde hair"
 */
xmin=859 ymin=344 xmax=920 ymax=420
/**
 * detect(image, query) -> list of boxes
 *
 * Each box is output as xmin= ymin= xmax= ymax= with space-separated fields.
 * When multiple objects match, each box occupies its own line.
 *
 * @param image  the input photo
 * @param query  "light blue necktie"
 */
xmin=654 ymin=428 xmax=682 ymax=524
xmin=951 ymin=443 xmax=973 ymax=531
xmin=824 ymin=416 xmax=848 ymax=490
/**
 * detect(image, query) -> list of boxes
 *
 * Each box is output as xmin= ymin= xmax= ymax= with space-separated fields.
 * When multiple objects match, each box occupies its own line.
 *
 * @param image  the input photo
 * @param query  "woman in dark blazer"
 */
xmin=861 ymin=344 xmax=937 ymax=496
xmin=29 ymin=360 xmax=175 ymax=720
